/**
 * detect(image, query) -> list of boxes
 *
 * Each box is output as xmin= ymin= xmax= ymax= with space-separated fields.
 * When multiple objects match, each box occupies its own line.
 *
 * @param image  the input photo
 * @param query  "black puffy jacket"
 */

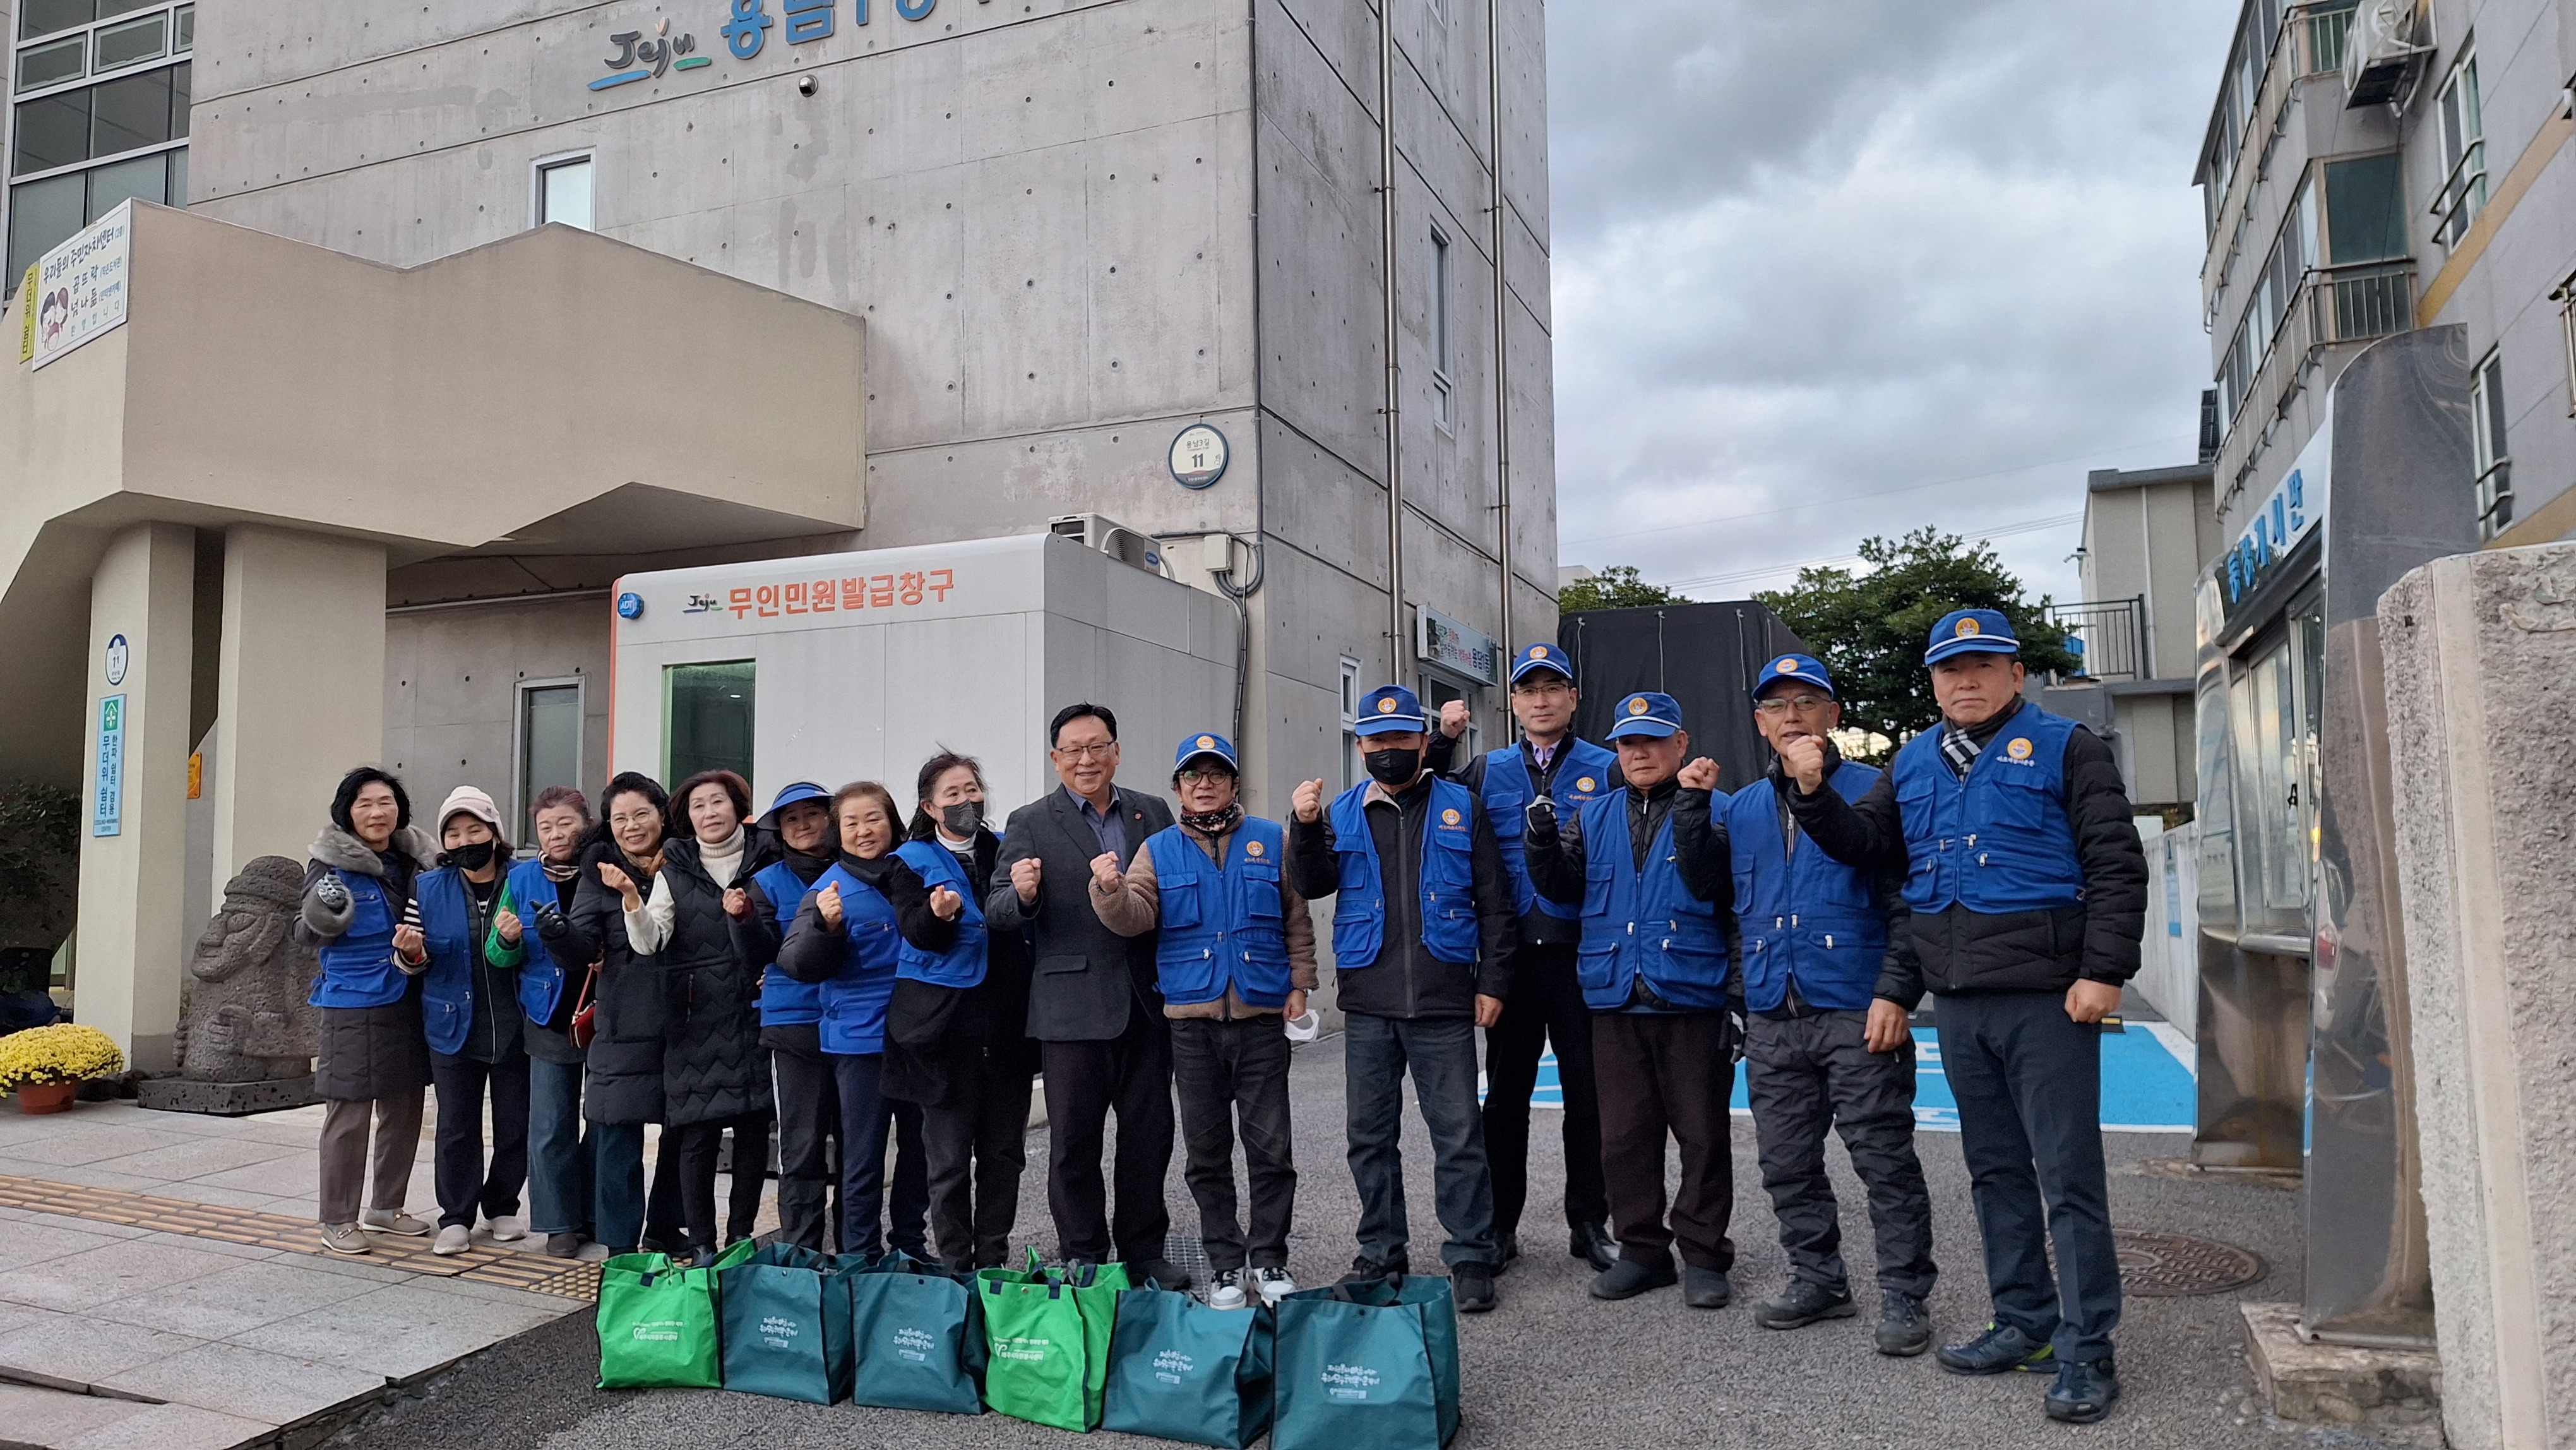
xmin=657 ymin=831 xmax=775 ymax=1127
xmin=566 ymin=839 xmax=665 ymax=1126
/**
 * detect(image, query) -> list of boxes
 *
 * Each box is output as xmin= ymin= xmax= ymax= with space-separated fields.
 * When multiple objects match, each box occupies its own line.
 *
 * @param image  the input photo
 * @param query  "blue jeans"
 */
xmin=832 ymin=1053 xmax=930 ymax=1257
xmin=527 ymin=1057 xmax=589 ymax=1237
xmin=592 ymin=1121 xmax=647 ymax=1251
xmin=1344 ymin=1012 xmax=1497 ymax=1269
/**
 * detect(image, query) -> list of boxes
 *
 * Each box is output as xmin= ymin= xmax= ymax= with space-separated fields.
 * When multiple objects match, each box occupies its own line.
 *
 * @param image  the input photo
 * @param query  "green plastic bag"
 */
xmin=1101 ymin=1285 xmax=1273 ymax=1447
xmin=850 ymin=1251 xmax=986 ymax=1415
xmin=1272 ymin=1274 xmax=1460 ymax=1449
xmin=719 ymin=1243 xmax=859 ymax=1404
xmin=595 ymin=1241 xmax=756 ymax=1390
xmin=975 ymin=1251 xmax=1131 ymax=1430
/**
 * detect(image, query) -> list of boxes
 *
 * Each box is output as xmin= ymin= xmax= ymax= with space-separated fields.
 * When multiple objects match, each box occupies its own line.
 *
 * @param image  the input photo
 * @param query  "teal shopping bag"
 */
xmin=1101 ymin=1285 xmax=1273 ymax=1447
xmin=849 ymin=1251 xmax=986 ymax=1415
xmin=719 ymin=1243 xmax=859 ymax=1404
xmin=1272 ymin=1275 xmax=1460 ymax=1449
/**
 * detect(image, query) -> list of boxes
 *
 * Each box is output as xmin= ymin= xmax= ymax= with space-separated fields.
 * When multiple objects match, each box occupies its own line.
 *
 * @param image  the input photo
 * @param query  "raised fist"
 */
xmin=929 ymin=885 xmax=964 ymax=921
xmin=313 ymin=872 xmax=350 ymax=915
xmin=391 ymin=923 xmax=426 ymax=962
xmin=1010 ymin=856 xmax=1044 ymax=905
xmin=1438 ymin=699 xmax=1470 ymax=740
xmin=494 ymin=908 xmax=524 ymax=945
xmin=815 ymin=882 xmax=845 ymax=929
xmin=1677 ymin=757 xmax=1721 ymax=792
xmin=1777 ymin=734 xmax=1828 ymax=795
xmin=1090 ymin=853 xmax=1124 ymax=892
xmin=722 ymin=886 xmax=751 ymax=920
xmin=1291 ymin=778 xmax=1326 ymax=824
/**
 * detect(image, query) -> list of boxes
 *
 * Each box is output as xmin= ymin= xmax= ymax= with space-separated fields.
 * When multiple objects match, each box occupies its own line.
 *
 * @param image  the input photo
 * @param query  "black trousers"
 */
xmin=674 ymin=1111 xmax=772 ymax=1255
xmin=1041 ymin=1007 xmax=1176 ymax=1265
xmin=429 ymin=1051 xmax=530 ymax=1230
xmin=1744 ymin=1010 xmax=1937 ymax=1298
xmin=1593 ymin=1010 xmax=1736 ymax=1272
xmin=767 ymin=1027 xmax=842 ymax=1252
xmin=922 ymin=1043 xmax=1034 ymax=1273
xmin=1480 ymin=942 xmax=1607 ymax=1237
xmin=1170 ymin=1016 xmax=1296 ymax=1274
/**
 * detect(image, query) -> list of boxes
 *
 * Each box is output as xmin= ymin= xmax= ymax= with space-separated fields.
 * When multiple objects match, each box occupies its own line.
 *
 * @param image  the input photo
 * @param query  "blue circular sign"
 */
xmin=616 ymin=592 xmax=645 ymax=620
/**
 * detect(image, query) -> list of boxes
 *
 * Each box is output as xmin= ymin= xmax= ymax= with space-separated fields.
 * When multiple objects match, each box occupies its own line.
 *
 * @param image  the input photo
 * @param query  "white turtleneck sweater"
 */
xmin=625 ymin=826 xmax=746 ymax=954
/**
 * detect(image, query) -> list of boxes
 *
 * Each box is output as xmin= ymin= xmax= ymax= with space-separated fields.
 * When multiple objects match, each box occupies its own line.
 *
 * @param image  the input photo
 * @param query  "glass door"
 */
xmin=2229 ymin=594 xmax=2323 ymax=945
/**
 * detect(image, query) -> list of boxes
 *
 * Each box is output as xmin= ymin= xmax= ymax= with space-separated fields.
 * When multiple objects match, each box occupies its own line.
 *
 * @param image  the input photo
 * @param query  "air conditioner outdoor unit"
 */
xmin=1049 ymin=513 xmax=1176 ymax=580
xmin=2344 ymin=0 xmax=2434 ymax=109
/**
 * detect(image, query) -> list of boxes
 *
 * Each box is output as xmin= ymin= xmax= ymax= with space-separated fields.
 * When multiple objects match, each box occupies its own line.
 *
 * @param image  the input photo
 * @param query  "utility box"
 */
xmin=608 ymin=532 xmax=1237 ymax=812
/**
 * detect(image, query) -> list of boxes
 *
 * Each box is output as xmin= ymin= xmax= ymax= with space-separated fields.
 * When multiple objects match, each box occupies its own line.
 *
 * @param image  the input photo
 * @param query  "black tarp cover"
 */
xmin=1554 ymin=601 xmax=1810 ymax=791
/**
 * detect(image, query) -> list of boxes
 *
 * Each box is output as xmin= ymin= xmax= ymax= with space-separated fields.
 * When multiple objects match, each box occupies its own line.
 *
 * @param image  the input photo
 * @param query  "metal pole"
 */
xmin=1486 ymin=0 xmax=1513 ymax=659
xmin=1376 ymin=0 xmax=1405 ymax=675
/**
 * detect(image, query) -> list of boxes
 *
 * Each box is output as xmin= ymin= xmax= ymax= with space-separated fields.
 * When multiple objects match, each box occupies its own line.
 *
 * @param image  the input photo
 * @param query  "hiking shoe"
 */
xmin=488 ymin=1214 xmax=528 ymax=1243
xmin=1254 ymin=1266 xmax=1298 ymax=1306
xmin=1876 ymin=1293 xmax=1934 ymax=1356
xmin=544 ymin=1231 xmax=581 ymax=1259
xmin=1753 ymin=1278 xmax=1852 ymax=1329
xmin=432 ymin=1224 xmax=472 ymax=1255
xmin=1570 ymin=1221 xmax=1618 ymax=1273
xmin=2045 ymin=1358 xmax=2121 ymax=1423
xmin=1936 ymin=1322 xmax=2054 ymax=1375
xmin=1683 ymin=1266 xmax=1734 ymax=1309
xmin=360 ymin=1208 xmax=430 ymax=1237
xmin=1451 ymin=1262 xmax=1496 ymax=1314
xmin=320 ymin=1222 xmax=370 ymax=1256
xmin=1589 ymin=1256 xmax=1678 ymax=1300
xmin=1207 ymin=1268 xmax=1249 ymax=1310
xmin=1342 ymin=1253 xmax=1409 ymax=1284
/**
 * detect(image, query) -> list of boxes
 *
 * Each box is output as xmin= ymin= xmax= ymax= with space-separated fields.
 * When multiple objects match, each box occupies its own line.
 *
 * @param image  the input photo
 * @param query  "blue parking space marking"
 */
xmin=1486 ymin=1024 xmax=2196 ymax=1134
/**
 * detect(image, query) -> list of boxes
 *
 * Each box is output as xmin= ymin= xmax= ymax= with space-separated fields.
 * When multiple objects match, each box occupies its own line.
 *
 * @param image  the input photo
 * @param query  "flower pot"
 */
xmin=13 ymin=1080 xmax=76 ymax=1114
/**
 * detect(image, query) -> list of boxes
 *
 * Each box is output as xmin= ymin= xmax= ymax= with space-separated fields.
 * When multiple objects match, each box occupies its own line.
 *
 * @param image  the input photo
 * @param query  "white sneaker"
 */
xmin=1255 ymin=1266 xmax=1298 ymax=1306
xmin=1206 ymin=1268 xmax=1249 ymax=1310
xmin=432 ymin=1224 xmax=472 ymax=1255
xmin=487 ymin=1214 xmax=528 ymax=1243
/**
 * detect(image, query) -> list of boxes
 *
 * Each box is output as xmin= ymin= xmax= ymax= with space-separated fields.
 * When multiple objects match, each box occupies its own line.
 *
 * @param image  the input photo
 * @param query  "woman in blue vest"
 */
xmin=777 ymin=781 xmax=965 ymax=1257
xmin=486 ymin=784 xmax=600 ymax=1260
xmin=730 ymin=779 xmax=844 ymax=1250
xmin=412 ymin=786 xmax=533 ymax=1257
xmin=1092 ymin=731 xmax=1316 ymax=1309
xmin=560 ymin=772 xmax=676 ymax=1255
xmin=295 ymin=765 xmax=440 ymax=1257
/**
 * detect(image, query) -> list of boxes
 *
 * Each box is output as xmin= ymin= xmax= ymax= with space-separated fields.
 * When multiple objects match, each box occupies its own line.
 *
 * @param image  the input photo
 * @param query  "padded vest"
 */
xmin=1480 ymin=738 xmax=1618 ymax=920
xmin=1327 ymin=777 xmax=1480 ymax=969
xmin=893 ymin=840 xmax=989 ymax=988
xmin=1147 ymin=817 xmax=1292 ymax=1007
xmin=414 ymin=868 xmax=477 ymax=1057
xmin=1572 ymin=794 xmax=1729 ymax=1011
xmin=753 ymin=859 xmax=825 ymax=1026
xmin=1890 ymin=706 xmax=2085 ymax=916
xmin=1727 ymin=767 xmax=1891 ymax=1012
xmin=508 ymin=858 xmax=575 ymax=1026
xmin=813 ymin=861 xmax=902 ymax=1055
xmin=311 ymin=870 xmax=408 ymax=1010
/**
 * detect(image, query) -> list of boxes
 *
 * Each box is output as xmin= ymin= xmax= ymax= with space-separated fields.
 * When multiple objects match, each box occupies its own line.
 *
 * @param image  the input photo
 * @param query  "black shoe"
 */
xmin=1569 ymin=1221 xmax=1618 ymax=1273
xmin=687 ymin=1245 xmax=717 ymax=1269
xmin=1876 ymin=1293 xmax=1933 ymax=1357
xmin=1753 ymin=1277 xmax=1852 ymax=1328
xmin=2044 ymin=1358 xmax=2120 ymax=1423
xmin=1128 ymin=1259 xmax=1192 ymax=1292
xmin=1683 ymin=1266 xmax=1733 ymax=1309
xmin=1936 ymin=1322 xmax=2054 ymax=1375
xmin=544 ymin=1231 xmax=581 ymax=1259
xmin=1589 ymin=1256 xmax=1678 ymax=1300
xmin=1491 ymin=1231 xmax=1520 ymax=1275
xmin=1451 ymin=1262 xmax=1496 ymax=1314
xmin=1342 ymin=1253 xmax=1410 ymax=1284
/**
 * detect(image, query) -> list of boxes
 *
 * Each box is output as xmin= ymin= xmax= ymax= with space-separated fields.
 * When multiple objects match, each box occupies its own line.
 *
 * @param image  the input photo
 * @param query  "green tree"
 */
xmin=1755 ymin=527 xmax=2076 ymax=759
xmin=0 ymin=780 xmax=78 ymax=953
xmin=1558 ymin=565 xmax=1687 ymax=614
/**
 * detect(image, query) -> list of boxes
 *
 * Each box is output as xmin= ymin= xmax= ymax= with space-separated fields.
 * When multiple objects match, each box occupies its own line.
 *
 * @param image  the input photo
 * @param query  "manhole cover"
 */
xmin=2114 ymin=1228 xmax=2264 ymax=1297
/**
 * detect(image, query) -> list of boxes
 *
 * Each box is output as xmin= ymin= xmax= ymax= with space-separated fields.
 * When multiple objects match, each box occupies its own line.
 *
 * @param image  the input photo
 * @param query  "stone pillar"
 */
xmin=210 ymin=526 xmax=388 ymax=887
xmin=2379 ymin=541 xmax=2576 ymax=1450
xmin=73 ymin=523 xmax=197 ymax=1072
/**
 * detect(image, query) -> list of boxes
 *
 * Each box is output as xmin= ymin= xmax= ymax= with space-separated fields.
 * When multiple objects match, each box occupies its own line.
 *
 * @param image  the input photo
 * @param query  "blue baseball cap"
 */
xmin=1924 ymin=608 xmax=2021 ymax=665
xmin=1509 ymin=642 xmax=1575 ymax=684
xmin=1606 ymin=691 xmax=1683 ymax=740
xmin=1174 ymin=731 xmax=1238 ymax=772
xmin=760 ymin=781 xmax=830 ymax=827
xmin=1354 ymin=683 xmax=1429 ymax=736
xmin=1754 ymin=652 xmax=1835 ymax=698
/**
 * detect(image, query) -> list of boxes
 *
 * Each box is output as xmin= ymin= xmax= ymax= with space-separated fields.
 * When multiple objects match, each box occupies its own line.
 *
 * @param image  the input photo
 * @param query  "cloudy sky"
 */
xmin=1544 ymin=0 xmax=2241 ymax=606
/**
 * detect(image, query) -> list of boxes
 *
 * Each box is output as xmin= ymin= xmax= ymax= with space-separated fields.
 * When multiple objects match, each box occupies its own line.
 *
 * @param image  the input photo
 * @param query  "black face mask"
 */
xmin=1363 ymin=747 xmax=1423 ymax=789
xmin=444 ymin=840 xmax=498 ymax=872
xmin=939 ymin=800 xmax=984 ymax=838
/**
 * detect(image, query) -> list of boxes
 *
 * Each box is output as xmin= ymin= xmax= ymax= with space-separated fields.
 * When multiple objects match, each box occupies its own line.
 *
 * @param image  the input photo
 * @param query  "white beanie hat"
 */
xmin=437 ymin=785 xmax=504 ymax=837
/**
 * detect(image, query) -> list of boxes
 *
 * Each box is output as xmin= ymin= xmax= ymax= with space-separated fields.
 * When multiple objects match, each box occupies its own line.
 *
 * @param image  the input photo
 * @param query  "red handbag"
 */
xmin=567 ymin=962 xmax=602 ymax=1050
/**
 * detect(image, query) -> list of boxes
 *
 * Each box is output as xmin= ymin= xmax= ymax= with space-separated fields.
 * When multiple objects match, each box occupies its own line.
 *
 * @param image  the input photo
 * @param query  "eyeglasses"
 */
xmin=1510 ymin=680 xmax=1572 ymax=697
xmin=1755 ymin=694 xmax=1831 ymax=716
xmin=1053 ymin=742 xmax=1118 ymax=761
xmin=1176 ymin=768 xmax=1232 ymax=784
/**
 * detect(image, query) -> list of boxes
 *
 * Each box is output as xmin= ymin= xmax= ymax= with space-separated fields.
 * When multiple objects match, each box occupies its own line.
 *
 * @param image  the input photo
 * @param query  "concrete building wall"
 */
xmin=383 ymin=596 xmax=612 ymax=846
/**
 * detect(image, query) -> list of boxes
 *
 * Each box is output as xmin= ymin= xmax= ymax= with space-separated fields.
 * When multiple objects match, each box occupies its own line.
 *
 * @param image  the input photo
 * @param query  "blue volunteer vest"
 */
xmin=1889 ymin=705 xmax=2085 ymax=916
xmin=1327 ymin=777 xmax=1481 ymax=969
xmin=1480 ymin=738 xmax=1617 ymax=920
xmin=1147 ymin=817 xmax=1293 ymax=1007
xmin=310 ymin=870 xmax=409 ymax=1010
xmin=752 ymin=859 xmax=826 ymax=1026
xmin=1726 ymin=767 xmax=1891 ymax=1012
xmin=507 ymin=858 xmax=575 ymax=1026
xmin=1571 ymin=793 xmax=1729 ymax=1011
xmin=893 ymin=840 xmax=989 ymax=988
xmin=413 ymin=868 xmax=479 ymax=1057
xmin=813 ymin=861 xmax=902 ymax=1055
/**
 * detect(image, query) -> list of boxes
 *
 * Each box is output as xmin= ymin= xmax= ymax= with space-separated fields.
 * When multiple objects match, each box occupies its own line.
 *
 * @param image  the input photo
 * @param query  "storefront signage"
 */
xmin=92 ymin=695 xmax=125 ymax=838
xmin=1417 ymin=607 xmax=1500 ymax=686
xmin=592 ymin=0 xmax=937 ymax=90
xmin=29 ymin=201 xmax=131 ymax=371
xmin=679 ymin=566 xmax=958 ymax=621
xmin=2222 ymin=403 xmax=2331 ymax=609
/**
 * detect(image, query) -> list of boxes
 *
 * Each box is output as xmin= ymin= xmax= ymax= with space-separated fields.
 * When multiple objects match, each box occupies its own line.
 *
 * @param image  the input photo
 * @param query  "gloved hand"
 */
xmin=1728 ymin=1009 xmax=1747 ymax=1065
xmin=1523 ymin=794 xmax=1557 ymax=841
xmin=532 ymin=901 xmax=571 ymax=942
xmin=313 ymin=872 xmax=350 ymax=915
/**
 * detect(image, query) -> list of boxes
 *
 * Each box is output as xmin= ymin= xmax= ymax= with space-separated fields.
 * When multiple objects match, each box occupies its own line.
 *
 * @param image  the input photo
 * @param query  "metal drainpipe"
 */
xmin=1486 ymin=0 xmax=1513 ymax=659
xmin=1376 ymin=0 xmax=1406 ymax=674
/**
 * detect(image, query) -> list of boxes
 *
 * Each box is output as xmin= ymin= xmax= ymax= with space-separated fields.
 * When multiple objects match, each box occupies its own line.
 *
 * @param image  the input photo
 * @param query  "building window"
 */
xmin=1339 ymin=655 xmax=1363 ymax=791
xmin=2434 ymin=49 xmax=2486 ymax=248
xmin=2553 ymin=268 xmax=2576 ymax=417
xmin=537 ymin=154 xmax=594 ymax=231
xmin=2470 ymin=347 xmax=2512 ymax=539
xmin=665 ymin=660 xmax=756 ymax=786
xmin=6 ymin=1 xmax=191 ymax=289
xmin=1429 ymin=226 xmax=1455 ymax=431
xmin=516 ymin=680 xmax=584 ymax=844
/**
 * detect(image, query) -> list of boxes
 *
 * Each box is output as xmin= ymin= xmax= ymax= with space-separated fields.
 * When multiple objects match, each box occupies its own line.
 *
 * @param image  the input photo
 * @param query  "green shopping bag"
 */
xmin=975 ymin=1251 xmax=1131 ymax=1431
xmin=719 ymin=1243 xmax=859 ymax=1404
xmin=1101 ymin=1285 xmax=1273 ymax=1447
xmin=849 ymin=1251 xmax=986 ymax=1415
xmin=1272 ymin=1274 xmax=1460 ymax=1449
xmin=595 ymin=1241 xmax=757 ymax=1390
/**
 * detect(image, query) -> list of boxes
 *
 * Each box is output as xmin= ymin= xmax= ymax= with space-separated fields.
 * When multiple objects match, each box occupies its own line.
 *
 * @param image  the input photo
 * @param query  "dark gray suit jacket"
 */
xmin=985 ymin=784 xmax=1176 ymax=1043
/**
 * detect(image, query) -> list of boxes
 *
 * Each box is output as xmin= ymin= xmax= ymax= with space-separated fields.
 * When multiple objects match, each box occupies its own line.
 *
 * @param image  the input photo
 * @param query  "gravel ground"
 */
xmin=333 ymin=1031 xmax=2397 ymax=1450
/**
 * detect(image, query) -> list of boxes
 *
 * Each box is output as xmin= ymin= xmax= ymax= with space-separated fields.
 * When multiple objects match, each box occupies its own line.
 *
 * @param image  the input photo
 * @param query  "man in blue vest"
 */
xmin=1727 ymin=653 xmax=1937 ymax=1357
xmin=1523 ymin=692 xmax=1737 ymax=1309
xmin=1289 ymin=684 xmax=1518 ymax=1313
xmin=1427 ymin=643 xmax=1620 ymax=1274
xmin=1782 ymin=609 xmax=2147 ymax=1425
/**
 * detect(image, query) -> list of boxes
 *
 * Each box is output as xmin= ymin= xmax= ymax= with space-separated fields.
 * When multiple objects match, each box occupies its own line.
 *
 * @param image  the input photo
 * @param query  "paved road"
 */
xmin=334 ymin=1031 xmax=2373 ymax=1450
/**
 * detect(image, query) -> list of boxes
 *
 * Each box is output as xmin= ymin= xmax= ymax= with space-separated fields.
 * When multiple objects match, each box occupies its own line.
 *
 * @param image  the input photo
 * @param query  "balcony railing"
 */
xmin=2202 ymin=3 xmax=2361 ymax=325
xmin=2476 ymin=457 xmax=2513 ymax=539
xmin=2432 ymin=138 xmax=2489 ymax=248
xmin=2215 ymin=260 xmax=2416 ymax=508
xmin=2047 ymin=597 xmax=2149 ymax=683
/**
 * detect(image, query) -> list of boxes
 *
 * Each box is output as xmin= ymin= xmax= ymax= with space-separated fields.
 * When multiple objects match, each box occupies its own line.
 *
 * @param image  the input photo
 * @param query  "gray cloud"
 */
xmin=1546 ymin=0 xmax=2239 ymax=604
